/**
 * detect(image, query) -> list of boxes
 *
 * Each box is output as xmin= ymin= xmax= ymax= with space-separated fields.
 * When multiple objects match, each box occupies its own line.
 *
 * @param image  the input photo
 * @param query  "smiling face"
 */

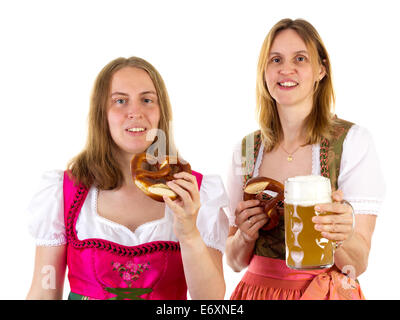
xmin=265 ymin=28 xmax=325 ymax=111
xmin=107 ymin=67 xmax=160 ymax=160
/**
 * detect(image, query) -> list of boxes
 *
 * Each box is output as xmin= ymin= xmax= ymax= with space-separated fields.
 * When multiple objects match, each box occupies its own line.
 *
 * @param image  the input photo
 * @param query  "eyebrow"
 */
xmin=269 ymin=50 xmax=309 ymax=57
xmin=111 ymin=92 xmax=128 ymax=97
xmin=141 ymin=90 xmax=157 ymax=95
xmin=111 ymin=90 xmax=157 ymax=96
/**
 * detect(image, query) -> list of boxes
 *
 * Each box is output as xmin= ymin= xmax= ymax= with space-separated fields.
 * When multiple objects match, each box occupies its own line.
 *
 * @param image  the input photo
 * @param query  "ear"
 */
xmin=318 ymin=59 xmax=327 ymax=81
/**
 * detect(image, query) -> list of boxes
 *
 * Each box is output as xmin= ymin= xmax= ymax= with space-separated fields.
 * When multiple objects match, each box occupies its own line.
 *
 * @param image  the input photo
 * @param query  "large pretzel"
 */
xmin=131 ymin=153 xmax=192 ymax=202
xmin=243 ymin=177 xmax=284 ymax=231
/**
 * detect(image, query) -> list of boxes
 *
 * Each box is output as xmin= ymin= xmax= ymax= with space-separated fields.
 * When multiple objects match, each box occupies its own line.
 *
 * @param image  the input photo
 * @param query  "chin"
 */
xmin=119 ymin=144 xmax=153 ymax=158
xmin=275 ymin=99 xmax=297 ymax=108
xmin=275 ymin=95 xmax=308 ymax=108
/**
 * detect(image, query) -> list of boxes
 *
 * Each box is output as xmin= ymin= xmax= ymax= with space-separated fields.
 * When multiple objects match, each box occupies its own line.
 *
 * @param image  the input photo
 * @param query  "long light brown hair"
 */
xmin=256 ymin=18 xmax=336 ymax=152
xmin=67 ymin=56 xmax=176 ymax=189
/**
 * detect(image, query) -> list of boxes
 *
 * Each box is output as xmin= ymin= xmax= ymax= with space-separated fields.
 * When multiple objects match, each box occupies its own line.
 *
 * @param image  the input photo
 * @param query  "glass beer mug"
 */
xmin=284 ymin=175 xmax=334 ymax=270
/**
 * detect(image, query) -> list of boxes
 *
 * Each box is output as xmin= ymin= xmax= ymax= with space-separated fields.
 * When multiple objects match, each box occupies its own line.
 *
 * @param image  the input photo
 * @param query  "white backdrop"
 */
xmin=0 ymin=0 xmax=398 ymax=300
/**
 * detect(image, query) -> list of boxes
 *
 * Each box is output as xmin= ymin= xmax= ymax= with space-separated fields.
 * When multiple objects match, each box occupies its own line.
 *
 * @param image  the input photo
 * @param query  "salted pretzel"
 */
xmin=131 ymin=153 xmax=192 ymax=202
xmin=243 ymin=177 xmax=284 ymax=231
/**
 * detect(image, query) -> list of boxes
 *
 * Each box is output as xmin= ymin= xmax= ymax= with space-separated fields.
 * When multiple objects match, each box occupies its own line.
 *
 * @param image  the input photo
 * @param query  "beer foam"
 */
xmin=284 ymin=175 xmax=332 ymax=206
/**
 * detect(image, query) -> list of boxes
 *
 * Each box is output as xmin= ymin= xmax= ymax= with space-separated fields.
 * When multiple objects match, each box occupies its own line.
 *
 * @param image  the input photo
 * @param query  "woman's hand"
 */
xmin=234 ymin=200 xmax=267 ymax=243
xmin=164 ymin=172 xmax=225 ymax=299
xmin=312 ymin=190 xmax=354 ymax=246
xmin=163 ymin=172 xmax=201 ymax=242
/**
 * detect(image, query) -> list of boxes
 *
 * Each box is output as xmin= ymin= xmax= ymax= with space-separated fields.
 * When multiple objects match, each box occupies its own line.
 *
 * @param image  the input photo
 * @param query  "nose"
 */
xmin=127 ymin=101 xmax=143 ymax=120
xmin=279 ymin=61 xmax=295 ymax=75
xmin=128 ymin=112 xmax=143 ymax=120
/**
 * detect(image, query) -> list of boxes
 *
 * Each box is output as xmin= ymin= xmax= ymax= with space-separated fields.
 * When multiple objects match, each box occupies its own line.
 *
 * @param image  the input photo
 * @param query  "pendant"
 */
xmin=287 ymin=155 xmax=293 ymax=162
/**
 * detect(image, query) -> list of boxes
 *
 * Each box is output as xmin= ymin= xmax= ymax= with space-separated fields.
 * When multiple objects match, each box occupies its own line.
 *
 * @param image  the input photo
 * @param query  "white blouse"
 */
xmin=27 ymin=171 xmax=230 ymax=253
xmin=226 ymin=124 xmax=386 ymax=226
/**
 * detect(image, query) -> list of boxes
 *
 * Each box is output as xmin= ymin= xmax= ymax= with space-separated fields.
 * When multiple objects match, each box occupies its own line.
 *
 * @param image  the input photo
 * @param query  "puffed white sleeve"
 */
xmin=225 ymin=142 xmax=244 ymax=227
xmin=196 ymin=174 xmax=230 ymax=253
xmin=338 ymin=125 xmax=385 ymax=215
xmin=27 ymin=170 xmax=67 ymax=246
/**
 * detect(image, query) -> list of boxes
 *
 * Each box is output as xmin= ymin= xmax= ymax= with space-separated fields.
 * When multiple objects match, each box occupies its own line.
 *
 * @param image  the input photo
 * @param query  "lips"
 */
xmin=126 ymin=127 xmax=146 ymax=132
xmin=125 ymin=125 xmax=148 ymax=136
xmin=278 ymin=80 xmax=298 ymax=88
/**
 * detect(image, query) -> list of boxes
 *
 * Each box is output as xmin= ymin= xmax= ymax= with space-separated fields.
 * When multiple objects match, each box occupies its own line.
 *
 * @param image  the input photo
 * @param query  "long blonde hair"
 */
xmin=256 ymin=18 xmax=335 ymax=152
xmin=67 ymin=56 xmax=176 ymax=189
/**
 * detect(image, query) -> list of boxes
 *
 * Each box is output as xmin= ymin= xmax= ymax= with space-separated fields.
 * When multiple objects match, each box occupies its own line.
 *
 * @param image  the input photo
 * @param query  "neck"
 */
xmin=116 ymin=152 xmax=136 ymax=188
xmin=277 ymin=100 xmax=312 ymax=148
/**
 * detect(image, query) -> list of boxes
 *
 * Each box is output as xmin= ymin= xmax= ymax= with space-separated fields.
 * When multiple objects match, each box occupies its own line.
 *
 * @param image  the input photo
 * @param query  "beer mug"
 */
xmin=284 ymin=175 xmax=334 ymax=270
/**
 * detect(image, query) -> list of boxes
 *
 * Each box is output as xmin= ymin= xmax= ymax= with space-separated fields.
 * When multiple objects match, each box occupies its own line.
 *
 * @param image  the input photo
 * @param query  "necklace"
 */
xmin=280 ymin=144 xmax=302 ymax=162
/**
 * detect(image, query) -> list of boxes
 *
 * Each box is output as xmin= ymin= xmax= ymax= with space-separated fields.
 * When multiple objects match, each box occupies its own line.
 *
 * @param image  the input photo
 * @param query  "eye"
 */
xmin=142 ymin=95 xmax=158 ymax=105
xmin=113 ymin=98 xmax=127 ymax=105
xmin=271 ymin=57 xmax=281 ymax=63
xmin=296 ymin=56 xmax=307 ymax=62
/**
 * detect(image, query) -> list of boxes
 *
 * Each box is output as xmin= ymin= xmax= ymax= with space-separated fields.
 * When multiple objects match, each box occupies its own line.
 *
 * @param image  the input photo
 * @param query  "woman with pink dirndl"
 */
xmin=26 ymin=57 xmax=229 ymax=300
xmin=225 ymin=18 xmax=385 ymax=300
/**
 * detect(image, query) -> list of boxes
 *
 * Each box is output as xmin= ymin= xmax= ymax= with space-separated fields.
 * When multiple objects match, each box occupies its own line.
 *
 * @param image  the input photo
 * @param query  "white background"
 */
xmin=0 ymin=0 xmax=398 ymax=300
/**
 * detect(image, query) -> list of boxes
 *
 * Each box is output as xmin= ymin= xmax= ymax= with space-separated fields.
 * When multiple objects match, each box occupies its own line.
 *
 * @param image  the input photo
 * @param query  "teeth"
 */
xmin=127 ymin=128 xmax=145 ymax=132
xmin=279 ymin=81 xmax=297 ymax=87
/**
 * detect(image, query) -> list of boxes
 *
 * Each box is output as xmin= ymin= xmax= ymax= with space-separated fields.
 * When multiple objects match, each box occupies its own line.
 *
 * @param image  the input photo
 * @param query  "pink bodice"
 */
xmin=63 ymin=171 xmax=203 ymax=300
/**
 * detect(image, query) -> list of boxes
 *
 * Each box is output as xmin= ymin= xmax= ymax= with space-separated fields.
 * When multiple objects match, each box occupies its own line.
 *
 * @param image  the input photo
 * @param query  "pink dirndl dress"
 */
xmin=63 ymin=170 xmax=203 ymax=300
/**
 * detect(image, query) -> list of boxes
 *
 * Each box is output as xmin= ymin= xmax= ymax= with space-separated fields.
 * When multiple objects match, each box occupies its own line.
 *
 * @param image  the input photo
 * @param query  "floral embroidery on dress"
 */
xmin=105 ymin=261 xmax=152 ymax=300
xmin=111 ymin=261 xmax=150 ymax=287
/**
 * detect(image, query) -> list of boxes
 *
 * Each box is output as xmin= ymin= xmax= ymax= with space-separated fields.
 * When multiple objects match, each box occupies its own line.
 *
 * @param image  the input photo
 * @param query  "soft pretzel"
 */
xmin=243 ymin=177 xmax=284 ymax=230
xmin=131 ymin=153 xmax=191 ymax=202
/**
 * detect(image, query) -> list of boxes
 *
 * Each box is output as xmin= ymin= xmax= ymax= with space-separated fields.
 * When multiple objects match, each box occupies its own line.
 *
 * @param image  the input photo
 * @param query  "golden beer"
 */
xmin=284 ymin=176 xmax=334 ymax=270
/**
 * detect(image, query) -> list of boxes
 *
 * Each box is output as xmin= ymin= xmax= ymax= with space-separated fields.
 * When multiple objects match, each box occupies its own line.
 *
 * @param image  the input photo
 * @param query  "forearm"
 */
xmin=180 ymin=231 xmax=225 ymax=300
xmin=26 ymin=245 xmax=67 ymax=300
xmin=225 ymin=229 xmax=255 ymax=272
xmin=26 ymin=284 xmax=64 ymax=300
xmin=334 ymin=232 xmax=370 ymax=278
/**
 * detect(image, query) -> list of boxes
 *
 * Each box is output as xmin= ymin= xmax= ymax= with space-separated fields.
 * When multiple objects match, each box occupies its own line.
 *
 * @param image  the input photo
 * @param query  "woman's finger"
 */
xmin=167 ymin=181 xmax=192 ymax=204
xmin=314 ymin=202 xmax=352 ymax=222
xmin=235 ymin=206 xmax=264 ymax=226
xmin=248 ymin=217 xmax=268 ymax=233
xmin=240 ymin=216 xmax=268 ymax=242
xmin=163 ymin=195 xmax=184 ymax=215
xmin=315 ymin=221 xmax=353 ymax=234
xmin=243 ymin=212 xmax=268 ymax=228
xmin=235 ymin=200 xmax=260 ymax=216
xmin=170 ymin=178 xmax=200 ymax=204
xmin=313 ymin=212 xmax=353 ymax=225
xmin=173 ymin=172 xmax=198 ymax=188
xmin=320 ymin=231 xmax=348 ymax=242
